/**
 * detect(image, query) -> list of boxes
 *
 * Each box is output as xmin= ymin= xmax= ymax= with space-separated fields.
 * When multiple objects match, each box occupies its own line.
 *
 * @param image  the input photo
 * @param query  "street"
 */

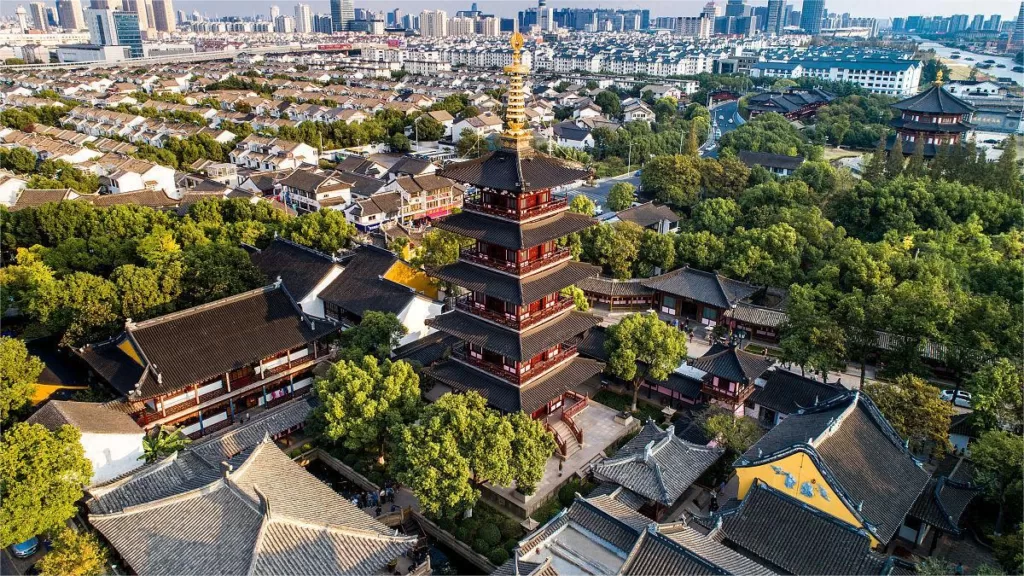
xmin=701 ymin=99 xmax=745 ymax=158
xmin=568 ymin=173 xmax=642 ymax=210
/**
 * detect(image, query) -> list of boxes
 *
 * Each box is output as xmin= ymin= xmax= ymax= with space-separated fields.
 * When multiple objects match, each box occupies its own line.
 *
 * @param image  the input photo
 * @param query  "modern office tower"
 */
xmin=390 ymin=9 xmax=401 ymax=26
xmin=123 ymin=0 xmax=148 ymax=28
xmin=799 ymin=0 xmax=823 ymax=33
xmin=15 ymin=6 xmax=29 ymax=33
xmin=702 ymin=2 xmax=720 ymax=20
xmin=538 ymin=5 xmax=554 ymax=31
xmin=725 ymin=0 xmax=745 ymax=18
xmin=479 ymin=16 xmax=499 ymax=35
xmin=274 ymin=14 xmax=293 ymax=32
xmin=419 ymin=9 xmax=448 ymax=36
xmin=56 ymin=0 xmax=86 ymax=29
xmin=330 ymin=0 xmax=353 ymax=31
xmin=88 ymin=8 xmax=142 ymax=56
xmin=1010 ymin=3 xmax=1024 ymax=51
xmin=175 ymin=9 xmax=184 ymax=23
xmin=313 ymin=13 xmax=332 ymax=33
xmin=891 ymin=17 xmax=905 ymax=31
xmin=46 ymin=6 xmax=59 ymax=27
xmin=294 ymin=4 xmax=312 ymax=32
xmin=29 ymin=2 xmax=48 ymax=30
xmin=353 ymin=7 xmax=365 ymax=20
xmin=150 ymin=0 xmax=173 ymax=30
xmin=766 ymin=0 xmax=785 ymax=34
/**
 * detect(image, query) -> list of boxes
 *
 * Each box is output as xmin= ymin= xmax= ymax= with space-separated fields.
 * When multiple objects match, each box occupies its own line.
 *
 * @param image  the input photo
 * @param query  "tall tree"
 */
xmin=993 ymin=135 xmax=1021 ymax=195
xmin=180 ymin=243 xmax=266 ymax=307
xmin=778 ymin=285 xmax=847 ymax=381
xmin=605 ymin=312 xmax=688 ymax=411
xmin=339 ymin=311 xmax=408 ymax=361
xmin=904 ymin=134 xmax=926 ymax=177
xmin=45 ymin=272 xmax=121 ymax=346
xmin=0 ymin=337 xmax=43 ymax=425
xmin=639 ymin=154 xmax=702 ymax=208
xmin=970 ymin=430 xmax=1024 ymax=535
xmin=314 ymin=356 xmax=420 ymax=463
xmin=969 ymin=358 xmax=1024 ymax=432
xmin=411 ymin=229 xmax=474 ymax=270
xmin=507 ymin=411 xmax=556 ymax=495
xmin=683 ymin=121 xmax=700 ymax=156
xmin=864 ymin=375 xmax=954 ymax=457
xmin=862 ymin=137 xmax=888 ymax=185
xmin=0 ymin=423 xmax=92 ymax=547
xmin=701 ymin=412 xmax=763 ymax=454
xmin=36 ymin=528 xmax=108 ymax=576
xmin=569 ymin=194 xmax=596 ymax=215
xmin=885 ymin=137 xmax=904 ymax=179
xmin=606 ymin=182 xmax=636 ymax=212
xmin=393 ymin=410 xmax=477 ymax=518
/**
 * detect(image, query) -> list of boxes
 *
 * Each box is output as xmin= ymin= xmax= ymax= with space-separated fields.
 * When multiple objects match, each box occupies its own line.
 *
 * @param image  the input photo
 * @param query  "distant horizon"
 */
xmin=2 ymin=0 xmax=1022 ymax=21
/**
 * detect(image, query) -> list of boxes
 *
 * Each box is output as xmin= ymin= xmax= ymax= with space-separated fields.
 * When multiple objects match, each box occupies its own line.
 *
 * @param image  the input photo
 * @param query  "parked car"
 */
xmin=940 ymin=389 xmax=972 ymax=408
xmin=10 ymin=537 xmax=39 ymax=559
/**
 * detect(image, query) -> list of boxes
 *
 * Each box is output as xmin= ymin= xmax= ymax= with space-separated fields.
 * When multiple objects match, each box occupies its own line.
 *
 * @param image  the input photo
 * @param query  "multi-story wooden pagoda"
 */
xmin=889 ymin=71 xmax=976 ymax=157
xmin=425 ymin=32 xmax=604 ymax=426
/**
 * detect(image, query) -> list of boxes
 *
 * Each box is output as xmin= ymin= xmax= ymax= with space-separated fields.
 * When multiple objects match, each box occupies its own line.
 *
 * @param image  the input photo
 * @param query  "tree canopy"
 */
xmin=0 ymin=337 xmax=43 ymax=425
xmin=605 ymin=312 xmax=688 ymax=411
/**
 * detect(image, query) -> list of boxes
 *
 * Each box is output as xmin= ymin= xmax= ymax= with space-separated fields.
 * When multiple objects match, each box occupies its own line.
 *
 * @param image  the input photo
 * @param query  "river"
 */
xmin=916 ymin=39 xmax=1021 ymax=84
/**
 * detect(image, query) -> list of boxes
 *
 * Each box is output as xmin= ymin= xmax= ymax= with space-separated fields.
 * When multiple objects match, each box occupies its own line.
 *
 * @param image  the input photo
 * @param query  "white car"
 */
xmin=940 ymin=389 xmax=972 ymax=408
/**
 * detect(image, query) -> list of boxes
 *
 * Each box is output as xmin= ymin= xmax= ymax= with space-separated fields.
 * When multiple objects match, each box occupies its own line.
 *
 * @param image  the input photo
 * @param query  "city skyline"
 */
xmin=2 ymin=0 xmax=1023 ymax=21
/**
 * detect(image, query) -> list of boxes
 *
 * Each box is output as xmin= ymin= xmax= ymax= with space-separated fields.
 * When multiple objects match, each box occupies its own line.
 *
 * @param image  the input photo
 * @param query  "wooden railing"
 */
xmin=546 ymin=421 xmax=569 ymax=457
xmin=562 ymin=412 xmax=584 ymax=446
xmin=702 ymin=382 xmax=756 ymax=405
xmin=455 ymin=295 xmax=574 ymax=331
xmin=561 ymin=391 xmax=588 ymax=446
xmin=460 ymin=246 xmax=571 ymax=276
xmin=463 ymin=196 xmax=567 ymax=221
xmin=452 ymin=343 xmax=578 ymax=386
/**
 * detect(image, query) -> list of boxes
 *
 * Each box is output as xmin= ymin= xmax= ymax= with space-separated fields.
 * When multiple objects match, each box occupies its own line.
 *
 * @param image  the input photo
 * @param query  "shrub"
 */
xmin=341 ymin=453 xmax=357 ymax=466
xmin=488 ymin=548 xmax=510 ymax=566
xmin=453 ymin=526 xmax=469 ymax=542
xmin=301 ymin=443 xmax=313 ymax=452
xmin=472 ymin=538 xmax=490 ymax=554
xmin=478 ymin=524 xmax=501 ymax=546
xmin=499 ymin=519 xmax=521 ymax=540
xmin=503 ymin=538 xmax=519 ymax=553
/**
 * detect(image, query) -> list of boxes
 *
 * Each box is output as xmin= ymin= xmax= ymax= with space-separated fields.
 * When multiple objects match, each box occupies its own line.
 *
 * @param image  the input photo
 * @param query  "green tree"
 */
xmin=340 ymin=311 xmax=408 ymax=361
xmin=862 ymin=137 xmax=888 ymax=185
xmin=456 ymin=129 xmax=488 ymax=159
xmin=864 ymin=375 xmax=954 ymax=457
xmin=830 ymin=115 xmax=851 ymax=148
xmin=638 ymin=229 xmax=676 ymax=276
xmin=683 ymin=121 xmax=700 ymax=156
xmin=112 ymin=265 xmax=173 ymax=320
xmin=314 ymin=356 xmax=420 ymax=462
xmin=702 ymin=412 xmax=763 ymax=453
xmin=606 ymin=182 xmax=636 ymax=212
xmin=885 ymin=137 xmax=905 ymax=179
xmin=412 ymin=229 xmax=474 ymax=270
xmin=905 ymin=134 xmax=926 ymax=178
xmin=778 ymin=284 xmax=847 ymax=381
xmin=560 ymin=285 xmax=590 ymax=311
xmin=992 ymin=527 xmax=1024 ymax=575
xmin=1 ymin=147 xmax=38 ymax=173
xmin=605 ymin=312 xmax=688 ymax=411
xmin=45 ymin=272 xmax=121 ymax=346
xmin=0 ymin=337 xmax=43 ymax=424
xmin=971 ymin=430 xmax=1024 ymax=535
xmin=393 ymin=407 xmax=477 ymax=518
xmin=286 ymin=210 xmax=357 ymax=254
xmin=692 ymin=197 xmax=740 ymax=236
xmin=140 ymin=426 xmax=191 ymax=463
xmin=594 ymin=91 xmax=622 ymax=118
xmin=507 ymin=411 xmax=556 ymax=495
xmin=0 ymin=248 xmax=59 ymax=319
xmin=969 ymin=359 xmax=1024 ymax=432
xmin=0 ymin=423 xmax=92 ymax=547
xmin=180 ymin=243 xmax=266 ymax=307
xmin=36 ymin=528 xmax=109 ymax=576
xmin=569 ymin=194 xmax=596 ymax=215
xmin=640 ymin=154 xmax=702 ymax=208
xmin=993 ymin=135 xmax=1021 ymax=195
xmin=412 ymin=115 xmax=445 ymax=142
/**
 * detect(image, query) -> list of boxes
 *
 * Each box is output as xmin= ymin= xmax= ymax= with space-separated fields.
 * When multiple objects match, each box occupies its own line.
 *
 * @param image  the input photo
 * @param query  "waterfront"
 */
xmin=917 ymin=39 xmax=1021 ymax=85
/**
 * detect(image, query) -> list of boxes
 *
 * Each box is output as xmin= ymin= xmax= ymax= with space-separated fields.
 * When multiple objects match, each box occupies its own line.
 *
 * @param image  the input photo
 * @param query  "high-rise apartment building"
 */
xmin=313 ymin=13 xmax=332 ymax=33
xmin=766 ymin=0 xmax=785 ymax=34
xmin=702 ymin=2 xmax=721 ymax=20
xmin=725 ymin=0 xmax=745 ymax=18
xmin=1010 ymin=2 xmax=1024 ymax=51
xmin=29 ymin=2 xmax=49 ymax=31
xmin=969 ymin=14 xmax=984 ymax=29
xmin=800 ymin=0 xmax=824 ymax=33
xmin=479 ymin=16 xmax=499 ymax=36
xmin=274 ymin=14 xmax=294 ymax=32
xmin=984 ymin=14 xmax=1001 ymax=30
xmin=56 ymin=0 xmax=86 ymax=29
xmin=420 ymin=9 xmax=448 ymax=37
xmin=294 ymin=4 xmax=312 ymax=33
xmin=330 ymin=0 xmax=354 ymax=32
xmin=269 ymin=5 xmax=279 ymax=20
xmin=150 ymin=0 xmax=173 ymax=31
xmin=123 ymin=0 xmax=149 ymax=28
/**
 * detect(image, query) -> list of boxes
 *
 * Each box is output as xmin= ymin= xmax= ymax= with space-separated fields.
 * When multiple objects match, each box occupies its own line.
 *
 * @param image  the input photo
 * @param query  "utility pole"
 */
xmin=627 ymin=140 xmax=633 ymax=173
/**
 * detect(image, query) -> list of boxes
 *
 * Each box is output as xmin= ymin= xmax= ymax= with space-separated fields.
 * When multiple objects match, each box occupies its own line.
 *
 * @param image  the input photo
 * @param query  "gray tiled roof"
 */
xmin=642 ymin=267 xmax=758 ymax=310
xmin=251 ymin=238 xmax=339 ymax=301
xmin=908 ymin=457 xmax=979 ymax=534
xmin=738 ymin=392 xmax=931 ymax=545
xmin=620 ymin=528 xmax=729 ymax=576
xmin=438 ymin=148 xmax=590 ymax=193
xmin=693 ymin=345 xmax=774 ymax=385
xmin=190 ymin=396 xmax=315 ymax=467
xmin=593 ymin=421 xmax=723 ymax=506
xmin=748 ymin=369 xmax=845 ymax=416
xmin=714 ymin=481 xmax=883 ymax=575
xmin=434 ymin=210 xmax=596 ymax=250
xmin=891 ymin=84 xmax=976 ymax=115
xmin=433 ymin=260 xmax=600 ymax=305
xmin=319 ymin=245 xmax=415 ymax=318
xmin=427 ymin=309 xmax=600 ymax=360
xmin=576 ymin=276 xmax=654 ymax=297
xmin=615 ymin=202 xmax=680 ymax=228
xmin=730 ymin=303 xmax=787 ymax=328
xmin=27 ymin=400 xmax=143 ymax=435
xmin=660 ymin=524 xmax=775 ymax=575
xmin=88 ymin=439 xmax=414 ymax=576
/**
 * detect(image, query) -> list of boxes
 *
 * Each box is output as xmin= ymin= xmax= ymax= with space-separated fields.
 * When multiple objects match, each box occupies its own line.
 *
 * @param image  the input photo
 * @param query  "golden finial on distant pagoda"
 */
xmin=501 ymin=31 xmax=532 ymax=152
xmin=934 ymin=69 xmax=944 ymax=87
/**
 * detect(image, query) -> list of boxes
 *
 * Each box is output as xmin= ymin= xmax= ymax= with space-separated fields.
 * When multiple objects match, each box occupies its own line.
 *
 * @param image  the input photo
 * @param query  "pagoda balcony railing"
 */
xmin=455 ymin=295 xmax=574 ymax=330
xmin=460 ymin=246 xmax=571 ymax=276
xmin=452 ymin=343 xmax=578 ymax=386
xmin=463 ymin=195 xmax=567 ymax=222
xmin=702 ymin=382 xmax=756 ymax=406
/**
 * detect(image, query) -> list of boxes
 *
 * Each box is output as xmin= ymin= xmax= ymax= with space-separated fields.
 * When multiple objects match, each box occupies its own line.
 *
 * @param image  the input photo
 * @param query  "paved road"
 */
xmin=701 ymin=100 xmax=746 ymax=159
xmin=569 ymin=174 xmax=642 ymax=210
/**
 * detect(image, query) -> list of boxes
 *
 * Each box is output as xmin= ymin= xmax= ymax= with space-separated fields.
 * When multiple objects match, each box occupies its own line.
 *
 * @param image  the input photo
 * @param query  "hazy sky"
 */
xmin=4 ymin=0 xmax=1022 ymax=21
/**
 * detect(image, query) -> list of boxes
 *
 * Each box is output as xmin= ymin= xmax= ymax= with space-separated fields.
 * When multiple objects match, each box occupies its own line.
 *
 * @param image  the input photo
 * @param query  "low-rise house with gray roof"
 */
xmin=902 ymin=455 xmax=980 ymax=552
xmin=744 ymin=368 xmax=845 ymax=427
xmin=609 ymin=202 xmax=680 ymax=234
xmin=642 ymin=267 xmax=760 ymax=328
xmin=28 ymin=400 xmax=145 ymax=485
xmin=87 ymin=435 xmax=419 ymax=576
xmin=592 ymin=420 xmax=723 ymax=519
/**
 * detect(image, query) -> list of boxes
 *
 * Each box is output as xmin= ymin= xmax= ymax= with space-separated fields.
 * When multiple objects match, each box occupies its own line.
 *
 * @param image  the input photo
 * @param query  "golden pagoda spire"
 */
xmin=934 ymin=69 xmax=944 ymax=87
xmin=501 ymin=31 xmax=532 ymax=152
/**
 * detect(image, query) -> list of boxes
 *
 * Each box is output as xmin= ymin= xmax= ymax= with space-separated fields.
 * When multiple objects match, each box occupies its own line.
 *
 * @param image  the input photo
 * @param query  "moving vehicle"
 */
xmin=965 ymin=57 xmax=975 ymax=61
xmin=10 ymin=537 xmax=39 ymax=559
xmin=1013 ymin=66 xmax=1023 ymax=73
xmin=940 ymin=389 xmax=972 ymax=408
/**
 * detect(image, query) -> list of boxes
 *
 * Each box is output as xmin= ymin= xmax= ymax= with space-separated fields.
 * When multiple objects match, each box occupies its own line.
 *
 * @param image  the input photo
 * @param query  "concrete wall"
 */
xmin=82 ymin=431 xmax=145 ymax=485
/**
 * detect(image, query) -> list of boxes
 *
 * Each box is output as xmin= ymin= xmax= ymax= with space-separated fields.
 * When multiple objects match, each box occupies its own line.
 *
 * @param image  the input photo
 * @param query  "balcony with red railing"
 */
xmin=460 ymin=246 xmax=571 ymax=276
xmin=463 ymin=194 xmax=568 ymax=222
xmin=702 ymin=381 xmax=756 ymax=406
xmin=451 ymin=343 xmax=578 ymax=386
xmin=455 ymin=295 xmax=574 ymax=330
